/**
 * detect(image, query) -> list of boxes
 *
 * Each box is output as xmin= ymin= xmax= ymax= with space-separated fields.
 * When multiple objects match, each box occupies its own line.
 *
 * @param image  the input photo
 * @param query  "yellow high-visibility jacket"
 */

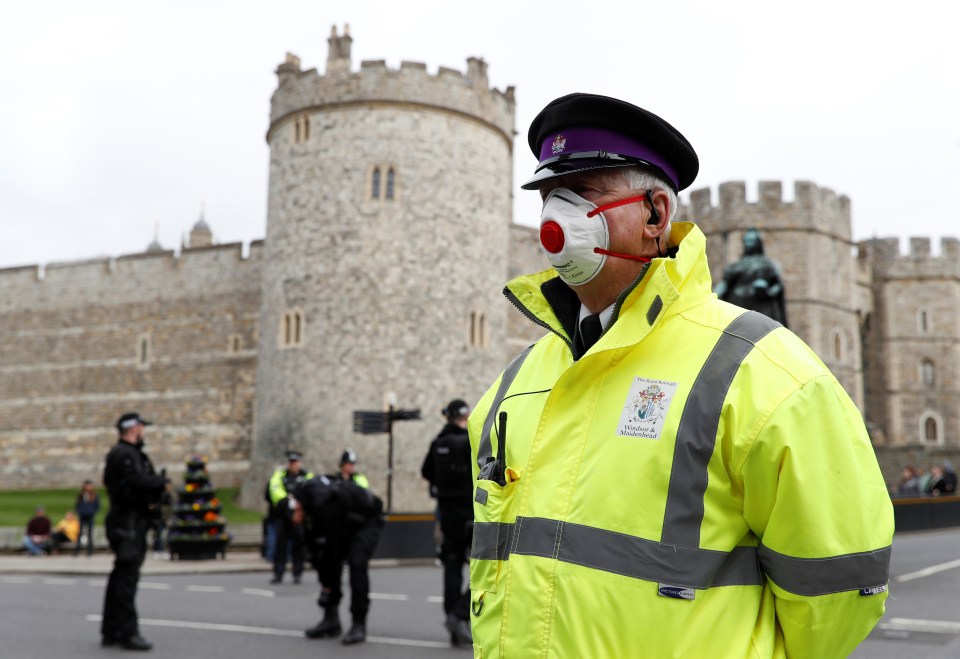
xmin=468 ymin=222 xmax=893 ymax=658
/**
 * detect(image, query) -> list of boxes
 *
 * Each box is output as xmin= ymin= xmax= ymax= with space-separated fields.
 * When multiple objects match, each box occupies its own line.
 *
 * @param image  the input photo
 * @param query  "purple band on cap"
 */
xmin=538 ymin=126 xmax=679 ymax=189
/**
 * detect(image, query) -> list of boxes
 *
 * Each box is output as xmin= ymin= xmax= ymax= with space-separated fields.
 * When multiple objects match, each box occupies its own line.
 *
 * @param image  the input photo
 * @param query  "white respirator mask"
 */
xmin=539 ymin=188 xmax=653 ymax=286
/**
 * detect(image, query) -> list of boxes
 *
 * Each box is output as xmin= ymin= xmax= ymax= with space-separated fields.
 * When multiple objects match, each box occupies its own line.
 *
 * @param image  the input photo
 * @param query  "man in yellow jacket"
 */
xmin=468 ymin=93 xmax=893 ymax=658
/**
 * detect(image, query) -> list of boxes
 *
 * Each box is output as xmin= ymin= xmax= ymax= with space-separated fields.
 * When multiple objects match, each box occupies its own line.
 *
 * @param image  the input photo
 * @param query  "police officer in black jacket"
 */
xmin=421 ymin=399 xmax=474 ymax=647
xmin=303 ymin=449 xmax=384 ymax=645
xmin=100 ymin=412 xmax=168 ymax=651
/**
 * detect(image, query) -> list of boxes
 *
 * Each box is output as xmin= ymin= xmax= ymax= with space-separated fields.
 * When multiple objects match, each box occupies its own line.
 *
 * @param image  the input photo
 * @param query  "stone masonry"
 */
xmin=2 ymin=27 xmax=957 ymax=502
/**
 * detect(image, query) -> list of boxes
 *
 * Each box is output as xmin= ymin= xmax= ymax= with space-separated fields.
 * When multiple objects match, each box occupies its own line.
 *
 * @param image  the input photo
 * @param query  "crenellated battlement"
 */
xmin=858 ymin=235 xmax=960 ymax=279
xmin=267 ymin=25 xmax=515 ymax=144
xmin=0 ymin=241 xmax=264 ymax=312
xmin=683 ymin=180 xmax=852 ymax=241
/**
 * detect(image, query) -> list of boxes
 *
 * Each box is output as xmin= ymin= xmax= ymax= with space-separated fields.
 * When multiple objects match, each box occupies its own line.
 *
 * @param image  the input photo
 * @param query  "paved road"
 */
xmin=1 ymin=529 xmax=959 ymax=657
xmin=853 ymin=527 xmax=960 ymax=658
xmin=0 ymin=564 xmax=462 ymax=659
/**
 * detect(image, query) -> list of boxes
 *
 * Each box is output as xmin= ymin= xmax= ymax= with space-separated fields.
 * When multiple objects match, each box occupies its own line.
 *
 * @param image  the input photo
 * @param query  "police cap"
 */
xmin=340 ymin=448 xmax=357 ymax=466
xmin=286 ymin=450 xmax=303 ymax=462
xmin=522 ymin=93 xmax=699 ymax=192
xmin=443 ymin=399 xmax=470 ymax=419
xmin=116 ymin=412 xmax=152 ymax=431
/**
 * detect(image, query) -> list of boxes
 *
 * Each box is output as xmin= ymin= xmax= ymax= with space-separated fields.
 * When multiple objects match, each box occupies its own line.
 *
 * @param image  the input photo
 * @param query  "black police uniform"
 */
xmin=301 ymin=468 xmax=384 ymax=644
xmin=100 ymin=430 xmax=167 ymax=647
xmin=421 ymin=419 xmax=474 ymax=630
xmin=271 ymin=468 xmax=310 ymax=583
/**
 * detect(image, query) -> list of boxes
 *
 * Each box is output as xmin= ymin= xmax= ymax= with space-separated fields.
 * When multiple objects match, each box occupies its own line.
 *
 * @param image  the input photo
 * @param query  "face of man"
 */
xmin=287 ymin=459 xmax=302 ymax=475
xmin=120 ymin=422 xmax=145 ymax=444
xmin=539 ymin=169 xmax=665 ymax=308
xmin=341 ymin=461 xmax=356 ymax=478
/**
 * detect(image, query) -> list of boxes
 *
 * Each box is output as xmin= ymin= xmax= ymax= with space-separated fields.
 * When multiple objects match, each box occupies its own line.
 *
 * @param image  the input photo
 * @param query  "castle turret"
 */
xmin=242 ymin=29 xmax=516 ymax=510
xmin=859 ymin=236 xmax=960 ymax=447
xmin=683 ymin=180 xmax=864 ymax=409
xmin=187 ymin=212 xmax=213 ymax=249
xmin=326 ymin=24 xmax=352 ymax=76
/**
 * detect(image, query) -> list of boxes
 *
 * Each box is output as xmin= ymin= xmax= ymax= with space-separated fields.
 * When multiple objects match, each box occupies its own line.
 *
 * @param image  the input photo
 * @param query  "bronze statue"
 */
xmin=715 ymin=228 xmax=788 ymax=327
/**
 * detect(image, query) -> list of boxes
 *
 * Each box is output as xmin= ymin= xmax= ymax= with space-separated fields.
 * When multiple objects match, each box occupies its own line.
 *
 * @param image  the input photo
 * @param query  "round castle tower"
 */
xmin=241 ymin=27 xmax=516 ymax=510
xmin=681 ymin=181 xmax=865 ymax=409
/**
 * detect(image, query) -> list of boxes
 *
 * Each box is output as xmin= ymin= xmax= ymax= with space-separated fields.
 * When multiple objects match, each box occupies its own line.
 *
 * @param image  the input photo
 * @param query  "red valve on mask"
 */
xmin=540 ymin=221 xmax=565 ymax=254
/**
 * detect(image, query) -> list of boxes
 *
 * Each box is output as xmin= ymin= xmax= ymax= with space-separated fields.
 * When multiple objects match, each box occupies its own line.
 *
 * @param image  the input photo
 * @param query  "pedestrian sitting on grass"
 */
xmin=22 ymin=505 xmax=52 ymax=556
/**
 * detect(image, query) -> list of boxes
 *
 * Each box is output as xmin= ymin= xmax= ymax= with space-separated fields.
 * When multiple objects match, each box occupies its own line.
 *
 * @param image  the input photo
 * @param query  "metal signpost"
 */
xmin=352 ymin=405 xmax=421 ymax=512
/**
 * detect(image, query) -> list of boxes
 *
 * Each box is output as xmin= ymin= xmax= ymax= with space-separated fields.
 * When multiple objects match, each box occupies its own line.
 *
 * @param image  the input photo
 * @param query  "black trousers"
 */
xmin=439 ymin=505 xmax=472 ymax=621
xmin=324 ymin=516 xmax=384 ymax=620
xmin=273 ymin=518 xmax=305 ymax=578
xmin=101 ymin=514 xmax=148 ymax=640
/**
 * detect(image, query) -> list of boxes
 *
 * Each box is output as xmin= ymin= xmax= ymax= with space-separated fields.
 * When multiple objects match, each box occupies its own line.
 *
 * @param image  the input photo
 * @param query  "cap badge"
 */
xmin=551 ymin=134 xmax=566 ymax=155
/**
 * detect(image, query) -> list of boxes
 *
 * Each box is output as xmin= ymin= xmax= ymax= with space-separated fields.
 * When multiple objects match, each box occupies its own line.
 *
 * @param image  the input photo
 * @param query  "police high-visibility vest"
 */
xmin=468 ymin=223 xmax=893 ymax=659
xmin=268 ymin=468 xmax=314 ymax=506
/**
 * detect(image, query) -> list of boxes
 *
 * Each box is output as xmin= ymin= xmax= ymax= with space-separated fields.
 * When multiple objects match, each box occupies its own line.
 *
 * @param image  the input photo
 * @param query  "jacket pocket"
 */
xmin=470 ymin=476 xmax=520 ymax=595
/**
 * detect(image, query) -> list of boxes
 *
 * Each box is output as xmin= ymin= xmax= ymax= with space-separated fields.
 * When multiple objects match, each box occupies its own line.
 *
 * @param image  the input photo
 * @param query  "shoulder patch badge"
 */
xmin=617 ymin=377 xmax=678 ymax=439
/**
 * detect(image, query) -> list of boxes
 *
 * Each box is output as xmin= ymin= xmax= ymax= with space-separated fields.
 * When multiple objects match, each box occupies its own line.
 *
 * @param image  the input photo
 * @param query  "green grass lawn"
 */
xmin=0 ymin=486 xmax=263 ymax=527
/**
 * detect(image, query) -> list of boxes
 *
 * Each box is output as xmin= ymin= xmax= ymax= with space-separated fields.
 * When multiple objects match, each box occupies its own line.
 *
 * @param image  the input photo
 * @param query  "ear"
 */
xmin=642 ymin=189 xmax=671 ymax=240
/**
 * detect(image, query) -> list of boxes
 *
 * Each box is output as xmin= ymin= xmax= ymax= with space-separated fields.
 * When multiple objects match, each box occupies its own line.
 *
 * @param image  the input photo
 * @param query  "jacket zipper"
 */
xmin=503 ymin=287 xmax=573 ymax=351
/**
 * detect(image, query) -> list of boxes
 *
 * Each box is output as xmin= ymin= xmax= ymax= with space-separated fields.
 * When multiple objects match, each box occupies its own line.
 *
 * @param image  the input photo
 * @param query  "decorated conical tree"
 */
xmin=167 ymin=456 xmax=231 ymax=560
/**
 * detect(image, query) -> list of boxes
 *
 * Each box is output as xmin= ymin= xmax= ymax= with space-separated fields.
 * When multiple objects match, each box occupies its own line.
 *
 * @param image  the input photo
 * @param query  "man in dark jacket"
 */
xmin=421 ymin=399 xmax=474 ymax=647
xmin=303 ymin=449 xmax=384 ymax=645
xmin=100 ymin=412 xmax=168 ymax=651
xmin=267 ymin=451 xmax=314 ymax=584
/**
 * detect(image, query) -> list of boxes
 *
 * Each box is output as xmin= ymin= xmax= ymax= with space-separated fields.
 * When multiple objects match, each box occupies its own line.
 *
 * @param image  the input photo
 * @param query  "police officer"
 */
xmin=421 ymin=399 xmax=473 ymax=647
xmin=267 ymin=450 xmax=313 ymax=584
xmin=305 ymin=449 xmax=384 ymax=645
xmin=100 ymin=412 xmax=168 ymax=651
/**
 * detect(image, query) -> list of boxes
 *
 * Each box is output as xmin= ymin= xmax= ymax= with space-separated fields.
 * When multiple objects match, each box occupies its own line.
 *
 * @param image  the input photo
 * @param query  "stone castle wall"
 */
xmin=3 ymin=31 xmax=956 ymax=500
xmin=859 ymin=237 xmax=960 ymax=447
xmin=241 ymin=30 xmax=517 ymax=512
xmin=683 ymin=180 xmax=864 ymax=408
xmin=0 ymin=242 xmax=263 ymax=489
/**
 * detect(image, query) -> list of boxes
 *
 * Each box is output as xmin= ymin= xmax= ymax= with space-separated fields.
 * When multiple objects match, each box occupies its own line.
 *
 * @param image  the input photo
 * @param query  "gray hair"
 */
xmin=619 ymin=167 xmax=678 ymax=222
xmin=618 ymin=166 xmax=676 ymax=248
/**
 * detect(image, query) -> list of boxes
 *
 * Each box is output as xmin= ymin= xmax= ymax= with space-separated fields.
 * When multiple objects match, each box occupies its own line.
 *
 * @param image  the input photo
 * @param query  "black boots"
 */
xmin=305 ymin=607 xmax=341 ymax=639
xmin=445 ymin=613 xmax=473 ymax=647
xmin=341 ymin=619 xmax=366 ymax=645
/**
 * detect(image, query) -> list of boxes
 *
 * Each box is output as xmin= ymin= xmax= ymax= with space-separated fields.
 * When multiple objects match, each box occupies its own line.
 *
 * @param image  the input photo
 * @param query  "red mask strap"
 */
xmin=593 ymin=247 xmax=652 ymax=263
xmin=586 ymin=194 xmax=648 ymax=218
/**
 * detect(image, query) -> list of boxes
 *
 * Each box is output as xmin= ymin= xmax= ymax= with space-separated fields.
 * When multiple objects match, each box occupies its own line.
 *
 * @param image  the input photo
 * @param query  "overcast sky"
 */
xmin=2 ymin=0 xmax=957 ymax=269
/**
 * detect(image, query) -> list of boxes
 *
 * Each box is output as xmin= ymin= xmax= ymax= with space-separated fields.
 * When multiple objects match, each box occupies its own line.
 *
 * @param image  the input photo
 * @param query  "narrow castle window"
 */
xmin=468 ymin=311 xmax=488 ymax=349
xmin=280 ymin=310 xmax=304 ymax=349
xmin=830 ymin=329 xmax=844 ymax=362
xmin=918 ymin=308 xmax=931 ymax=334
xmin=293 ymin=114 xmax=310 ymax=144
xmin=921 ymin=359 xmax=936 ymax=387
xmin=137 ymin=334 xmax=151 ymax=367
xmin=371 ymin=167 xmax=382 ymax=199
xmin=920 ymin=412 xmax=942 ymax=445
xmin=228 ymin=334 xmax=242 ymax=354
xmin=386 ymin=167 xmax=396 ymax=200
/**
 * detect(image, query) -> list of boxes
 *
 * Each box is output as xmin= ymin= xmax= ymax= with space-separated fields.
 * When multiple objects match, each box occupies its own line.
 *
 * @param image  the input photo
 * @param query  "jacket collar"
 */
xmin=503 ymin=222 xmax=713 ymax=359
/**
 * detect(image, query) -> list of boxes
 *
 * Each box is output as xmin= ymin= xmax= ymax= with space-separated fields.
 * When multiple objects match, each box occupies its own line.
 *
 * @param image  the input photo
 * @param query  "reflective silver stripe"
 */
xmin=759 ymin=544 xmax=892 ymax=596
xmin=471 ymin=517 xmax=762 ymax=589
xmin=661 ymin=311 xmax=780 ymax=547
xmin=477 ymin=344 xmax=536 ymax=469
xmin=471 ymin=522 xmax=515 ymax=561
